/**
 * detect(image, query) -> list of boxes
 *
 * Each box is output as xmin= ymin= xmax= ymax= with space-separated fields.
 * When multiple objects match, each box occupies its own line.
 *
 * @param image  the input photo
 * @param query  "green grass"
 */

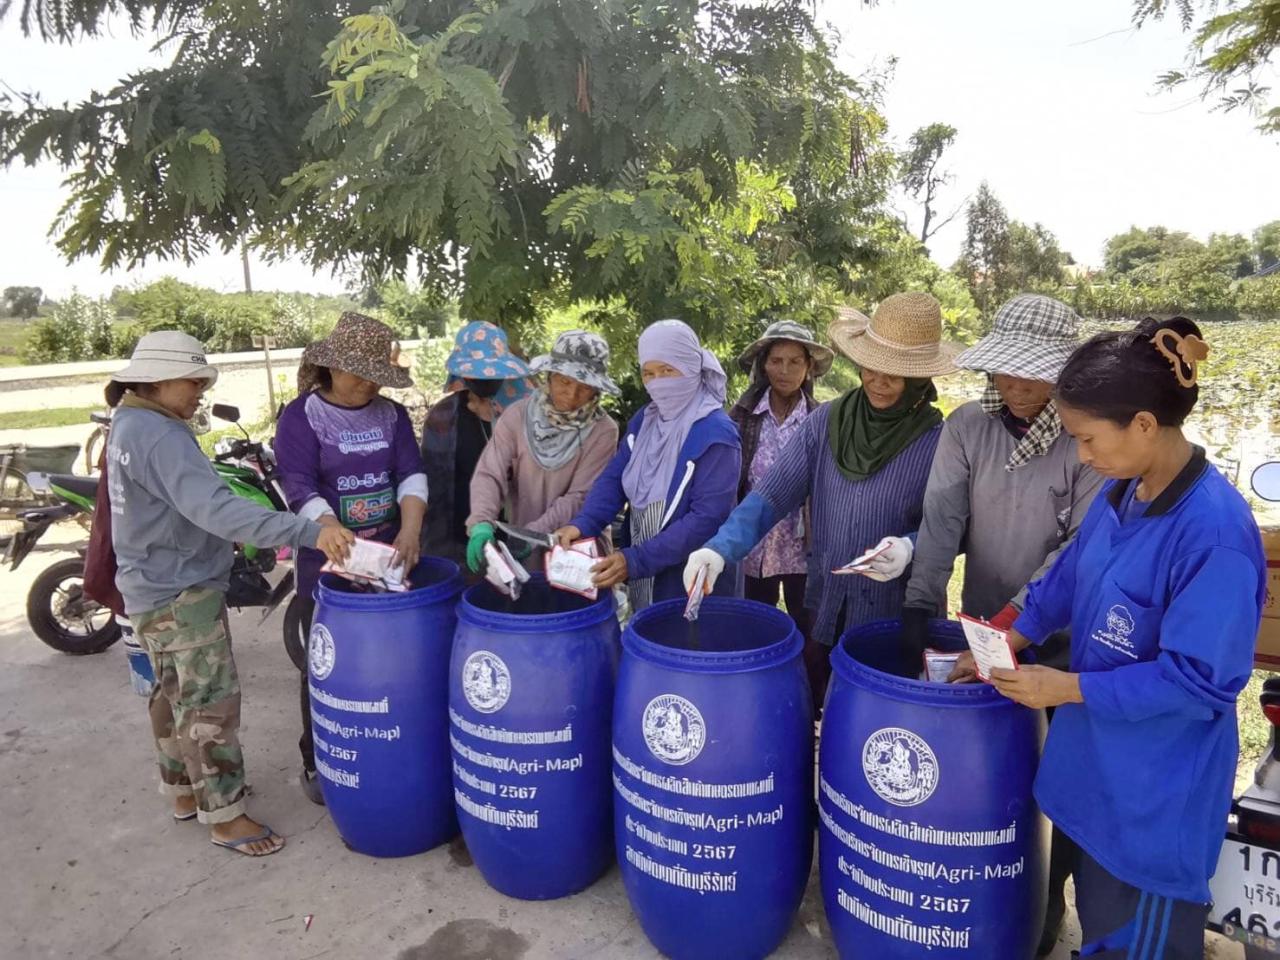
xmin=0 ymin=318 xmax=32 ymax=367
xmin=0 ymin=405 xmax=98 ymax=430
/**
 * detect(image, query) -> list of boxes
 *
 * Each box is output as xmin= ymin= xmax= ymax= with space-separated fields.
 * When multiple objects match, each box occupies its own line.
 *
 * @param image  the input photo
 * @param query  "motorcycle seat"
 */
xmin=46 ymin=474 xmax=99 ymax=502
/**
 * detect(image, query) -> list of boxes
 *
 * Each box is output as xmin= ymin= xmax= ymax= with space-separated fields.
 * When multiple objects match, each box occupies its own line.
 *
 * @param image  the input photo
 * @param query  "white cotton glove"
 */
xmin=683 ymin=548 xmax=726 ymax=595
xmin=861 ymin=536 xmax=914 ymax=582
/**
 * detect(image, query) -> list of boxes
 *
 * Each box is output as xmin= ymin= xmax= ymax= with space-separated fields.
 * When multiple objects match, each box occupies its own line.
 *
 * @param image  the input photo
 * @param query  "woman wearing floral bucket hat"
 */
xmin=421 ymin=321 xmax=534 ymax=565
xmin=274 ymin=312 xmax=429 ymax=803
xmin=728 ymin=319 xmax=834 ymax=648
xmin=105 ymin=331 xmax=355 ymax=856
xmin=464 ymin=330 xmax=621 ymax=572
xmin=685 ymin=292 xmax=959 ymax=707
xmin=897 ymin=293 xmax=1104 ymax=957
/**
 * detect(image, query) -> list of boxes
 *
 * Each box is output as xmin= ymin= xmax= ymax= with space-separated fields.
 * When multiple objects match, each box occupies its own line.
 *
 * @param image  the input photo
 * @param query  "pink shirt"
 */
xmin=466 ymin=397 xmax=619 ymax=534
xmin=743 ymin=390 xmax=810 ymax=579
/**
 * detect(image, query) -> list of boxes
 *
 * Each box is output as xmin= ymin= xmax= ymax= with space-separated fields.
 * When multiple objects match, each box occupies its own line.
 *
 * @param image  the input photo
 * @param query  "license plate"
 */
xmin=1209 ymin=833 xmax=1280 ymax=954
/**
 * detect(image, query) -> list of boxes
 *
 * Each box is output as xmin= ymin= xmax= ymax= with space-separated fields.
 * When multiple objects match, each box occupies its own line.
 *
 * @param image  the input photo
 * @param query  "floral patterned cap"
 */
xmin=529 ymin=330 xmax=620 ymax=395
xmin=444 ymin=321 xmax=533 ymax=381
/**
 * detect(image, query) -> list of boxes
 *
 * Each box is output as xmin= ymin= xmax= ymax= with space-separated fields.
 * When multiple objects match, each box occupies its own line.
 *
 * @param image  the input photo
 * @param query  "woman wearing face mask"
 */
xmin=421 ymin=322 xmax=533 ymax=566
xmin=956 ymin=317 xmax=1265 ymax=960
xmin=464 ymin=331 xmax=620 ymax=571
xmin=553 ymin=319 xmax=741 ymax=611
xmin=685 ymin=293 xmax=959 ymax=706
xmin=729 ymin=319 xmax=834 ymax=638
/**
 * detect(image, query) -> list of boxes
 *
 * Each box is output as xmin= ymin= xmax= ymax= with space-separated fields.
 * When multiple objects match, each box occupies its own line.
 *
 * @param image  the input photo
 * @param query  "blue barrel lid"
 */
xmin=315 ymin=556 xmax=463 ymax=611
xmin=457 ymin=575 xmax=616 ymax=633
xmin=624 ymin=596 xmax=802 ymax=674
xmin=833 ymin=618 xmax=1013 ymax=708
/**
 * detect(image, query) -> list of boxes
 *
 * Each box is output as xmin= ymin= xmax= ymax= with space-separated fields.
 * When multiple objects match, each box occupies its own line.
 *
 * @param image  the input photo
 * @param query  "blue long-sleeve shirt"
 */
xmin=1016 ymin=448 xmax=1266 ymax=902
xmin=706 ymin=402 xmax=941 ymax=646
xmin=570 ymin=408 xmax=741 ymax=604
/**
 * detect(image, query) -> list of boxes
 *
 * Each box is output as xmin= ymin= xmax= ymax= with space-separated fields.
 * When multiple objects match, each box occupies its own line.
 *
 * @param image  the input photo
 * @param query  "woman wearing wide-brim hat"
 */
xmin=463 ymin=330 xmax=621 ymax=572
xmin=274 ymin=312 xmax=429 ymax=803
xmin=420 ymin=321 xmax=534 ymax=566
xmin=105 ymin=331 xmax=355 ymax=856
xmin=728 ymin=319 xmax=834 ymax=657
xmin=686 ymin=292 xmax=960 ymax=706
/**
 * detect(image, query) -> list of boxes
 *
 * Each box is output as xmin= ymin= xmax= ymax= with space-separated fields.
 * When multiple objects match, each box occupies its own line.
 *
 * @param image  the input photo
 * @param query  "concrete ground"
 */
xmin=0 ymin=528 xmax=1244 ymax=960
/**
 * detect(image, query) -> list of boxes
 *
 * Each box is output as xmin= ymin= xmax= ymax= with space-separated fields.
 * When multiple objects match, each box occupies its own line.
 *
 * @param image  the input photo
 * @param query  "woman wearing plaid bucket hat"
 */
xmin=685 ymin=292 xmax=959 ymax=705
xmin=420 ymin=322 xmax=534 ymax=565
xmin=463 ymin=330 xmax=620 ymax=573
xmin=893 ymin=293 xmax=1105 ymax=954
xmin=275 ymin=312 xmax=430 ymax=802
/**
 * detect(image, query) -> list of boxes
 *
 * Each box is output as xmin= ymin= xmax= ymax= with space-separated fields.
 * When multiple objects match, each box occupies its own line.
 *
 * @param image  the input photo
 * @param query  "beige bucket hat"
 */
xmin=111 ymin=331 xmax=219 ymax=386
xmin=827 ymin=293 xmax=962 ymax=378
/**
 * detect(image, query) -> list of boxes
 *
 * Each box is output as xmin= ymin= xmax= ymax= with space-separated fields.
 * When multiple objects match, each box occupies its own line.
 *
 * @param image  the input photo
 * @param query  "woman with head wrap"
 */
xmin=554 ymin=319 xmax=741 ymax=611
xmin=464 ymin=331 xmax=620 ymax=572
xmin=729 ymin=319 xmax=834 ymax=641
xmin=420 ymin=322 xmax=533 ymax=565
xmin=685 ymin=293 xmax=959 ymax=707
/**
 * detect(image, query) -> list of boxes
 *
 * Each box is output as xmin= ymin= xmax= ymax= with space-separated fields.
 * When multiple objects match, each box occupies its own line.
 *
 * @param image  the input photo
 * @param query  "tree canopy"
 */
xmin=1 ymin=0 xmax=906 ymax=358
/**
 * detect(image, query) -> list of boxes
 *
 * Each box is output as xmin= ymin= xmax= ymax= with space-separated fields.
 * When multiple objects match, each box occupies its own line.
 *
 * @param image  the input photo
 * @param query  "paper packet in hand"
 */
xmin=684 ymin=564 xmax=708 ymax=622
xmin=831 ymin=542 xmax=891 ymax=576
xmin=922 ymin=648 xmax=961 ymax=683
xmin=485 ymin=541 xmax=530 ymax=600
xmin=321 ymin=538 xmax=409 ymax=592
xmin=958 ymin=614 xmax=1018 ymax=682
xmin=546 ymin=542 xmax=599 ymax=600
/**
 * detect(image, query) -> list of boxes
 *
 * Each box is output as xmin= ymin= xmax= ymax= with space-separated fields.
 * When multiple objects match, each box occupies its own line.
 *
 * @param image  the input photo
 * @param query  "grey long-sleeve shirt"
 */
xmin=903 ymin=401 xmax=1104 ymax=619
xmin=108 ymin=404 xmax=321 ymax=615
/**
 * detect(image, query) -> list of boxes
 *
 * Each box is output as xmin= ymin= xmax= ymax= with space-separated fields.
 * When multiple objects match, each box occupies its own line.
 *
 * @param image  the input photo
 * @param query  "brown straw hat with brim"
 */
xmin=827 ymin=293 xmax=962 ymax=379
xmin=298 ymin=312 xmax=414 ymax=393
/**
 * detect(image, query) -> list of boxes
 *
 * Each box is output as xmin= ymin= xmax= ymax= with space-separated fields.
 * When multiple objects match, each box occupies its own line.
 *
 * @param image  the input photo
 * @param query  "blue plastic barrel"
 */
xmin=449 ymin=577 xmax=619 ymax=899
xmin=613 ymin=597 xmax=813 ymax=960
xmin=309 ymin=557 xmax=464 ymax=858
xmin=819 ymin=620 xmax=1048 ymax=959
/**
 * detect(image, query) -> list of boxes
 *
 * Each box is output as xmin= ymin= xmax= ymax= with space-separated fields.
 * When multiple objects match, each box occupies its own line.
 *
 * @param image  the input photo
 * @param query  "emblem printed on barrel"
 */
xmin=642 ymin=695 xmax=706 ymax=766
xmin=462 ymin=651 xmax=512 ymax=714
xmin=309 ymin=623 xmax=336 ymax=681
xmin=861 ymin=727 xmax=939 ymax=807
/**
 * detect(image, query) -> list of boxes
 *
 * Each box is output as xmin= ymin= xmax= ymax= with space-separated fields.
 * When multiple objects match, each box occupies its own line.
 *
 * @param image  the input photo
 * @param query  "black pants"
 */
xmin=745 ymin=574 xmax=828 ymax=710
xmin=1074 ymin=847 xmax=1208 ymax=958
xmin=297 ymin=597 xmax=316 ymax=772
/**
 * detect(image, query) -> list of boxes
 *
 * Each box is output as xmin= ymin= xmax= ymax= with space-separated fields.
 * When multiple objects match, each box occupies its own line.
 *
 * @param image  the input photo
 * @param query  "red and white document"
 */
xmin=958 ymin=613 xmax=1018 ymax=682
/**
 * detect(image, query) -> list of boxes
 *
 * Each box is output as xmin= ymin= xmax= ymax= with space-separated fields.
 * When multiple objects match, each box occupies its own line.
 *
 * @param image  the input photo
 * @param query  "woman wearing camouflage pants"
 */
xmin=105 ymin=332 xmax=354 ymax=857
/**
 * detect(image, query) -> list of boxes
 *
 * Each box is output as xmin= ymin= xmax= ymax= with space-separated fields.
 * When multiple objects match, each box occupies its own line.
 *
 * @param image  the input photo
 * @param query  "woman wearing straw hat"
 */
xmin=274 ymin=312 xmax=429 ymax=803
xmin=729 ymin=319 xmax=834 ymax=646
xmin=106 ymin=331 xmax=354 ymax=857
xmin=464 ymin=330 xmax=620 ymax=572
xmin=894 ymin=293 xmax=1105 ymax=955
xmin=554 ymin=319 xmax=741 ymax=611
xmin=420 ymin=322 xmax=534 ymax=565
xmin=685 ymin=293 xmax=958 ymax=706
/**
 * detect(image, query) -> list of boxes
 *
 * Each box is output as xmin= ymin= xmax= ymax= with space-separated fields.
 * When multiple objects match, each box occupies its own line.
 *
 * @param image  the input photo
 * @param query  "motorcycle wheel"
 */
xmin=283 ymin=594 xmax=307 ymax=672
xmin=27 ymin=557 xmax=121 ymax=655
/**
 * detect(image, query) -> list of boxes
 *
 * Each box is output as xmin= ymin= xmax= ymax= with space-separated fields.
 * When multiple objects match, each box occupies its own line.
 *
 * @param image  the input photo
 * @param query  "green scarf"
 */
xmin=827 ymin=378 xmax=941 ymax=481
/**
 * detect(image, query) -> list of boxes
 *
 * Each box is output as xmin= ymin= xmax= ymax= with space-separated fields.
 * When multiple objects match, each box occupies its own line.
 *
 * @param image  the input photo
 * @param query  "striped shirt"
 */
xmin=754 ymin=403 xmax=942 ymax=646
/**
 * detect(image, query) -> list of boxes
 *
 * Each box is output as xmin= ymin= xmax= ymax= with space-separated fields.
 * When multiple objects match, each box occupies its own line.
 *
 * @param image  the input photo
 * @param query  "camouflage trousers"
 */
xmin=133 ymin=587 xmax=246 ymax=825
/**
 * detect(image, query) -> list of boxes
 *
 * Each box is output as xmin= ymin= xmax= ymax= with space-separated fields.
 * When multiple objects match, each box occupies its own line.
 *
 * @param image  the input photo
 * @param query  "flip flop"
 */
xmin=211 ymin=826 xmax=284 ymax=857
xmin=173 ymin=809 xmax=198 ymax=822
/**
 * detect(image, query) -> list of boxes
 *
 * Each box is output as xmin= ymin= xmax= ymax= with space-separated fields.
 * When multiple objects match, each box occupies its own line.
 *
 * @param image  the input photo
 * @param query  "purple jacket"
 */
xmin=571 ymin=408 xmax=741 ymax=604
xmin=275 ymin=392 xmax=426 ymax=600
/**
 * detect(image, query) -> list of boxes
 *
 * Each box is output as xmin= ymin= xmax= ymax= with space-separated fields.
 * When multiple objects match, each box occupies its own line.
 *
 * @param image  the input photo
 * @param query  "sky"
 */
xmin=0 ymin=0 xmax=1276 ymax=299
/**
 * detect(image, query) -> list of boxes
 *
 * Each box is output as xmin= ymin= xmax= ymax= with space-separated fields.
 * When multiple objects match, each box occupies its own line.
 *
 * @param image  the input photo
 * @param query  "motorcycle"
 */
xmin=1207 ymin=460 xmax=1280 ymax=957
xmin=5 ymin=404 xmax=303 ymax=659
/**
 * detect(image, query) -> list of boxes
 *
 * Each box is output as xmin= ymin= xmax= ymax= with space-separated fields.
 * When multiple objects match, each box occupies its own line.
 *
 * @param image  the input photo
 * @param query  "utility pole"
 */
xmin=252 ymin=335 xmax=279 ymax=418
xmin=241 ymin=243 xmax=253 ymax=294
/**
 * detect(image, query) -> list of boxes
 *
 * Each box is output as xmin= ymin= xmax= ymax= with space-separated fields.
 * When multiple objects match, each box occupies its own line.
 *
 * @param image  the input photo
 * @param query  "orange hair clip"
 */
xmin=1152 ymin=329 xmax=1209 ymax=388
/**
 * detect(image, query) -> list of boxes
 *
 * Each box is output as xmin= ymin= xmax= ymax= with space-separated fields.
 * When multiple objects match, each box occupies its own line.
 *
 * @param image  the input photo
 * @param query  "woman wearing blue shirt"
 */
xmin=953 ymin=317 xmax=1266 ymax=958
